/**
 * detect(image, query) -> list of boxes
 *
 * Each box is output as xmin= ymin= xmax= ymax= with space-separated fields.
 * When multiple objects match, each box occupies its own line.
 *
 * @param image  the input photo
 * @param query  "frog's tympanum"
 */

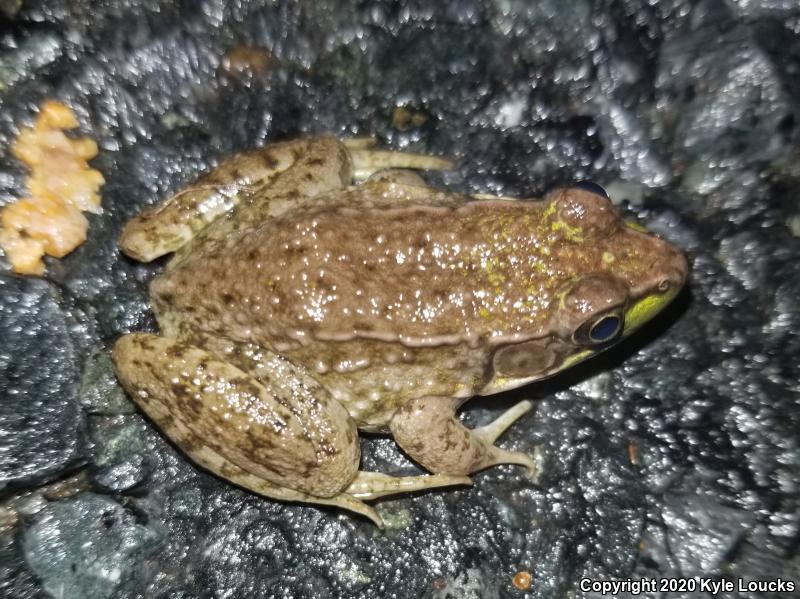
xmin=113 ymin=137 xmax=687 ymax=526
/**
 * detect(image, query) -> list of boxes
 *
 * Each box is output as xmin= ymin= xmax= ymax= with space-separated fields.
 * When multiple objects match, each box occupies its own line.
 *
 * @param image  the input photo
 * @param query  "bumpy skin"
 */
xmin=113 ymin=136 xmax=688 ymax=526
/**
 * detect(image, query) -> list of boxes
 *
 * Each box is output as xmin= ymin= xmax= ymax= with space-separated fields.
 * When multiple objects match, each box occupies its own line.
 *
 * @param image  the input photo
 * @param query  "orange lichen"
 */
xmin=0 ymin=100 xmax=104 ymax=275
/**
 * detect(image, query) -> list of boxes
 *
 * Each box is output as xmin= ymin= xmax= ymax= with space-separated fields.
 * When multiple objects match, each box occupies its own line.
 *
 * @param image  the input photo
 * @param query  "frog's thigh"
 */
xmin=112 ymin=332 xmax=359 ymax=498
xmin=119 ymin=137 xmax=349 ymax=262
xmin=390 ymin=397 xmax=537 ymax=476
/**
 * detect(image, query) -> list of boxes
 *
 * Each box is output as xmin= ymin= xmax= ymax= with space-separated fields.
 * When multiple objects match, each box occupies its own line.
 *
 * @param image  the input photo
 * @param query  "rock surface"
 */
xmin=0 ymin=0 xmax=798 ymax=597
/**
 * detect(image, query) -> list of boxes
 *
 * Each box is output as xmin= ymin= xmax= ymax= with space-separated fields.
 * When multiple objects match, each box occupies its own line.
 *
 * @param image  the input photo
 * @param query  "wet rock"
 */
xmin=658 ymin=23 xmax=794 ymax=197
xmin=0 ymin=0 xmax=22 ymax=19
xmin=0 ymin=1 xmax=797 ymax=597
xmin=662 ymin=488 xmax=755 ymax=573
xmin=729 ymin=0 xmax=800 ymax=18
xmin=0 ymin=32 xmax=62 ymax=90
xmin=89 ymin=415 xmax=155 ymax=492
xmin=0 ymin=276 xmax=85 ymax=490
xmin=0 ymin=528 xmax=41 ymax=599
xmin=22 ymin=493 xmax=158 ymax=599
xmin=79 ymin=350 xmax=135 ymax=415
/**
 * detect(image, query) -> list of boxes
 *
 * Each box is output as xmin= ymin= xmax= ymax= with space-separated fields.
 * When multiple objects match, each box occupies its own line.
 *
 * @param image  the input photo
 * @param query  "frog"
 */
xmin=113 ymin=136 xmax=688 ymax=527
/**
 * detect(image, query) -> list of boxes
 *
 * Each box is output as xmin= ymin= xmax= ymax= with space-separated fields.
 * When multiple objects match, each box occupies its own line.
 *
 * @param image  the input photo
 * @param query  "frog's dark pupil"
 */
xmin=575 ymin=181 xmax=609 ymax=199
xmin=590 ymin=315 xmax=620 ymax=342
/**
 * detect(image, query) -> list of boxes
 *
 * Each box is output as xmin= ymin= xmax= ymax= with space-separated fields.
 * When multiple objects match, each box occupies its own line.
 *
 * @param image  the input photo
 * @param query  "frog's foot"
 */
xmin=119 ymin=137 xmax=349 ymax=261
xmin=155 ymin=443 xmax=469 ymax=527
xmin=343 ymin=142 xmax=454 ymax=180
xmin=390 ymin=397 xmax=537 ymax=478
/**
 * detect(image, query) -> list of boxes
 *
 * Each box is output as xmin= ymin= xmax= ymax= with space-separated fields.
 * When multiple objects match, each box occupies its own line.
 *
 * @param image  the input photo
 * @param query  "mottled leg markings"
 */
xmin=184 ymin=444 xmax=387 ymax=527
xmin=470 ymin=193 xmax=521 ymax=201
xmin=112 ymin=333 xmax=474 ymax=527
xmin=390 ymin=396 xmax=537 ymax=477
xmin=364 ymin=168 xmax=428 ymax=187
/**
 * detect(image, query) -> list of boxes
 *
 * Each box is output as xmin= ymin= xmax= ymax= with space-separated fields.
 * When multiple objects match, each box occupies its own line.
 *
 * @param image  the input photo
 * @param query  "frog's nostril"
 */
xmin=657 ymin=279 xmax=671 ymax=292
xmin=656 ymin=251 xmax=689 ymax=292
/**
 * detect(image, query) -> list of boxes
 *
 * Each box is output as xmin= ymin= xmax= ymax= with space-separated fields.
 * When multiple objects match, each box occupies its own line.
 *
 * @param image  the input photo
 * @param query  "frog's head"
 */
xmin=482 ymin=183 xmax=688 ymax=395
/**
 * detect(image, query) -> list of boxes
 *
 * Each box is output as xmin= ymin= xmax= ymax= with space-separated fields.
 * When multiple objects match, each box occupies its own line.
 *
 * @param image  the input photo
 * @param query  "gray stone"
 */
xmin=0 ymin=276 xmax=85 ymax=490
xmin=0 ymin=1 xmax=796 ymax=597
xmin=22 ymin=493 xmax=158 ymax=599
xmin=79 ymin=350 xmax=135 ymax=415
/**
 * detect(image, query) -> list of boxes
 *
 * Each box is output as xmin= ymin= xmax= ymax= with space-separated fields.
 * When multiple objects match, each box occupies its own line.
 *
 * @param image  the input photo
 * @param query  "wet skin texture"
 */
xmin=112 ymin=136 xmax=688 ymax=526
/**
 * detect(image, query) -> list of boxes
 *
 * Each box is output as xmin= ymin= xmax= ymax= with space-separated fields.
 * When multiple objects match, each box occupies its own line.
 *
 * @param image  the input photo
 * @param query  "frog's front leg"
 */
xmin=119 ymin=137 xmax=350 ymax=262
xmin=390 ymin=397 xmax=537 ymax=476
xmin=112 ymin=334 xmax=470 ymax=526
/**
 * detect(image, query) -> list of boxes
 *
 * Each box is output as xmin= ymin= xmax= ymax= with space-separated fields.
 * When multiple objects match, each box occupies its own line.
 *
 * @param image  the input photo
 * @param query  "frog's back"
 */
xmin=156 ymin=196 xmax=559 ymax=348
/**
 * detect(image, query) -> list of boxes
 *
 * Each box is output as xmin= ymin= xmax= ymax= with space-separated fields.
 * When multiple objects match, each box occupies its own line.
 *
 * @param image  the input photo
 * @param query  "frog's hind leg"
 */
xmin=113 ymin=333 xmax=471 ymax=526
xmin=390 ymin=397 xmax=537 ymax=477
xmin=119 ymin=137 xmax=349 ymax=262
xmin=147 ymin=442 xmax=469 ymax=527
xmin=342 ymin=138 xmax=454 ymax=180
xmin=113 ymin=332 xmax=361 ymax=494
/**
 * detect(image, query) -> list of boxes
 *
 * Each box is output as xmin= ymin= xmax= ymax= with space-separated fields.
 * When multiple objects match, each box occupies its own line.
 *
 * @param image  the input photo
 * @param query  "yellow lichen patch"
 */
xmin=0 ymin=100 xmax=104 ymax=275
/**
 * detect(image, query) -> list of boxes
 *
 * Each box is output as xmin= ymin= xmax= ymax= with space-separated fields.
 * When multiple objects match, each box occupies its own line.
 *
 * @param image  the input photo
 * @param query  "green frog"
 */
xmin=113 ymin=136 xmax=687 ymax=526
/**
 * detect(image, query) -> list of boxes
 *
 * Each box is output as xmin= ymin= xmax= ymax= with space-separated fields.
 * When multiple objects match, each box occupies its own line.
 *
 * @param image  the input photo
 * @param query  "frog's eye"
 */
xmin=574 ymin=181 xmax=609 ymax=199
xmin=573 ymin=311 xmax=623 ymax=346
xmin=589 ymin=314 xmax=621 ymax=342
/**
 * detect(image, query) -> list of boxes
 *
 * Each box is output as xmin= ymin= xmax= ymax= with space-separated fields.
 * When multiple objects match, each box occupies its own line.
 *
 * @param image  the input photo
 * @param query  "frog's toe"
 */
xmin=346 ymin=471 xmax=472 ymax=500
xmin=474 ymin=400 xmax=533 ymax=444
xmin=346 ymin=147 xmax=454 ymax=180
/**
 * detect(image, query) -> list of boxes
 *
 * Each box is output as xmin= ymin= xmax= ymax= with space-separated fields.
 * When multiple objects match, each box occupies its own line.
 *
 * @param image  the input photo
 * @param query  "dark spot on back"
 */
xmin=307 ymin=158 xmax=324 ymax=166
xmin=261 ymin=153 xmax=278 ymax=169
xmin=166 ymin=346 xmax=186 ymax=359
xmin=170 ymin=382 xmax=189 ymax=398
xmin=221 ymin=293 xmax=235 ymax=305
